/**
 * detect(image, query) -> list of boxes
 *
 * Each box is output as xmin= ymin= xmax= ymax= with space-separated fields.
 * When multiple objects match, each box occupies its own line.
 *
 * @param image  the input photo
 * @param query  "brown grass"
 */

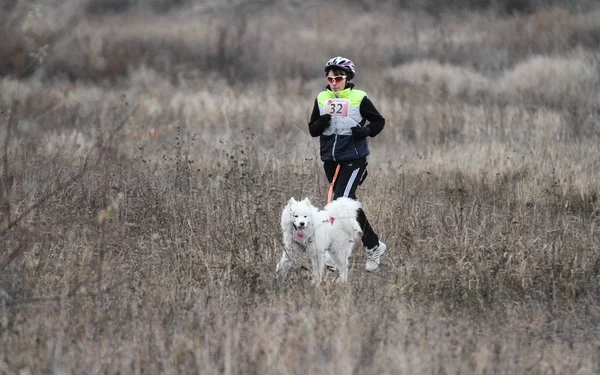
xmin=1 ymin=1 xmax=600 ymax=374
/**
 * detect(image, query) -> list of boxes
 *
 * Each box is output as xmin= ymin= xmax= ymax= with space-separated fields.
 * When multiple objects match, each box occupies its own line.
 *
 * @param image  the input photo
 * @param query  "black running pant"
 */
xmin=324 ymin=157 xmax=379 ymax=249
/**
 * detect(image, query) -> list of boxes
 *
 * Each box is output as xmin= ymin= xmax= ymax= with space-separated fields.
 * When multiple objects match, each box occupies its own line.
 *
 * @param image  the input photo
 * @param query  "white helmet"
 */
xmin=324 ymin=56 xmax=356 ymax=80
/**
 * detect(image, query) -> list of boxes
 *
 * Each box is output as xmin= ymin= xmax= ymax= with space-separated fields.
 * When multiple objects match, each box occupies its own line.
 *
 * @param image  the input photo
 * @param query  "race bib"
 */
xmin=324 ymin=99 xmax=350 ymax=117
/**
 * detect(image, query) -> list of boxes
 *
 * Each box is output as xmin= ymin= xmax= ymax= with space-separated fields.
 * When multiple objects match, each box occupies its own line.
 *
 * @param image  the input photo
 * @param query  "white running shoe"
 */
xmin=365 ymin=241 xmax=386 ymax=271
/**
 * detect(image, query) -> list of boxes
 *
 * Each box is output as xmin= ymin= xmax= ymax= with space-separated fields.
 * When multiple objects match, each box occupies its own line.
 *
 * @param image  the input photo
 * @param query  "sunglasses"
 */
xmin=327 ymin=75 xmax=346 ymax=84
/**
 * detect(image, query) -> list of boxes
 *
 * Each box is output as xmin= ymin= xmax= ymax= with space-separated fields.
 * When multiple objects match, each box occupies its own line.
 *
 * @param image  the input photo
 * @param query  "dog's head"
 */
xmin=282 ymin=197 xmax=315 ymax=243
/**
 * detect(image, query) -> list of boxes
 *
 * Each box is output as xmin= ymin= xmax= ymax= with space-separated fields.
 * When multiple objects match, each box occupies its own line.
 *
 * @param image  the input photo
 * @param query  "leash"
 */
xmin=327 ymin=165 xmax=341 ymax=204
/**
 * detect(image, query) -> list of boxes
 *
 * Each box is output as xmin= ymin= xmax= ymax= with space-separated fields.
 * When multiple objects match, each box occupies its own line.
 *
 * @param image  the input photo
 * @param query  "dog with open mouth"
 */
xmin=276 ymin=197 xmax=362 ymax=283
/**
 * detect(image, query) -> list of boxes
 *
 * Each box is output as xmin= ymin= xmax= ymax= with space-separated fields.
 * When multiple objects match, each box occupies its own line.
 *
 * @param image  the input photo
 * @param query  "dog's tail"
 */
xmin=325 ymin=197 xmax=362 ymax=234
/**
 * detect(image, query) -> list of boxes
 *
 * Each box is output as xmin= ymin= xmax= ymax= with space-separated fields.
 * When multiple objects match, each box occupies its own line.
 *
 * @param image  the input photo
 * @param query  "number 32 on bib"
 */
xmin=324 ymin=99 xmax=350 ymax=117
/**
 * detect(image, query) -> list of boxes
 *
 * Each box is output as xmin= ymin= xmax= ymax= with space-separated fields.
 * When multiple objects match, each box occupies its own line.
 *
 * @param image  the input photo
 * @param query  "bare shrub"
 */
xmin=497 ymin=53 xmax=599 ymax=109
xmin=0 ymin=1 xmax=82 ymax=78
xmin=493 ymin=8 xmax=600 ymax=60
xmin=85 ymin=0 xmax=133 ymax=15
xmin=386 ymin=60 xmax=492 ymax=102
xmin=0 ymin=4 xmax=37 ymax=77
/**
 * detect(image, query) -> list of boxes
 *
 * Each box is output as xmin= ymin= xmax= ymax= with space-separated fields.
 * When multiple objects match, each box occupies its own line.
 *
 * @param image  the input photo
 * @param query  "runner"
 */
xmin=308 ymin=56 xmax=387 ymax=271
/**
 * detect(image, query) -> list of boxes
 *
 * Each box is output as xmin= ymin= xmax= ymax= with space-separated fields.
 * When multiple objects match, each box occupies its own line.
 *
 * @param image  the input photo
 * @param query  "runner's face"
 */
xmin=327 ymin=71 xmax=346 ymax=92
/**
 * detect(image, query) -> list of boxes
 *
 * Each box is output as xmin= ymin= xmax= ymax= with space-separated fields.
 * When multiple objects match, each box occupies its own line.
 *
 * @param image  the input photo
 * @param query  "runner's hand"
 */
xmin=351 ymin=126 xmax=371 ymax=141
xmin=316 ymin=114 xmax=331 ymax=129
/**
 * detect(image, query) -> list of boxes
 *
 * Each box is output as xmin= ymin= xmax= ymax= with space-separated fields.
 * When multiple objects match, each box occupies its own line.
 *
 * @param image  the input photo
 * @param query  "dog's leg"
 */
xmin=337 ymin=253 xmax=348 ymax=282
xmin=317 ymin=250 xmax=325 ymax=282
xmin=308 ymin=244 xmax=322 ymax=284
xmin=329 ymin=244 xmax=349 ymax=282
xmin=275 ymin=249 xmax=291 ymax=278
xmin=339 ymin=244 xmax=352 ymax=282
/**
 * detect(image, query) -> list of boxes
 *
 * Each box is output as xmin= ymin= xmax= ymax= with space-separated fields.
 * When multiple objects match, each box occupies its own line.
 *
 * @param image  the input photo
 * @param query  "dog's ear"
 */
xmin=288 ymin=197 xmax=297 ymax=205
xmin=302 ymin=197 xmax=311 ymax=205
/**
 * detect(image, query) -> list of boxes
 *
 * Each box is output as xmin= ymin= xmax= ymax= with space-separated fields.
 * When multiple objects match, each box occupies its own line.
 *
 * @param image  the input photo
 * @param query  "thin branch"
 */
xmin=0 ymin=155 xmax=89 ymax=238
xmin=1 ymin=101 xmax=16 ymax=224
xmin=2 ymin=104 xmax=13 ymax=179
xmin=0 ymin=99 xmax=132 ymax=270
xmin=0 ymin=242 xmax=27 ymax=270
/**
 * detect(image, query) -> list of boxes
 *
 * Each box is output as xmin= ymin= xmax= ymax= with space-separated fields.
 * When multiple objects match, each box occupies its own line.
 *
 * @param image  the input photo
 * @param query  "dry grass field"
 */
xmin=1 ymin=0 xmax=600 ymax=373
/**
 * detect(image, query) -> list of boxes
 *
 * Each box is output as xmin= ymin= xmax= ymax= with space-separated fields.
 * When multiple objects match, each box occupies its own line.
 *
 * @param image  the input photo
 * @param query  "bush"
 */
xmin=497 ymin=53 xmax=599 ymax=108
xmin=386 ymin=60 xmax=492 ymax=102
xmin=85 ymin=0 xmax=133 ymax=15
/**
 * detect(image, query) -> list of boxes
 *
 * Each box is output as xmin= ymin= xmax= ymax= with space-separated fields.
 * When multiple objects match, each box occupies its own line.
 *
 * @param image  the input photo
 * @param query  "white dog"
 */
xmin=276 ymin=197 xmax=362 ymax=283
